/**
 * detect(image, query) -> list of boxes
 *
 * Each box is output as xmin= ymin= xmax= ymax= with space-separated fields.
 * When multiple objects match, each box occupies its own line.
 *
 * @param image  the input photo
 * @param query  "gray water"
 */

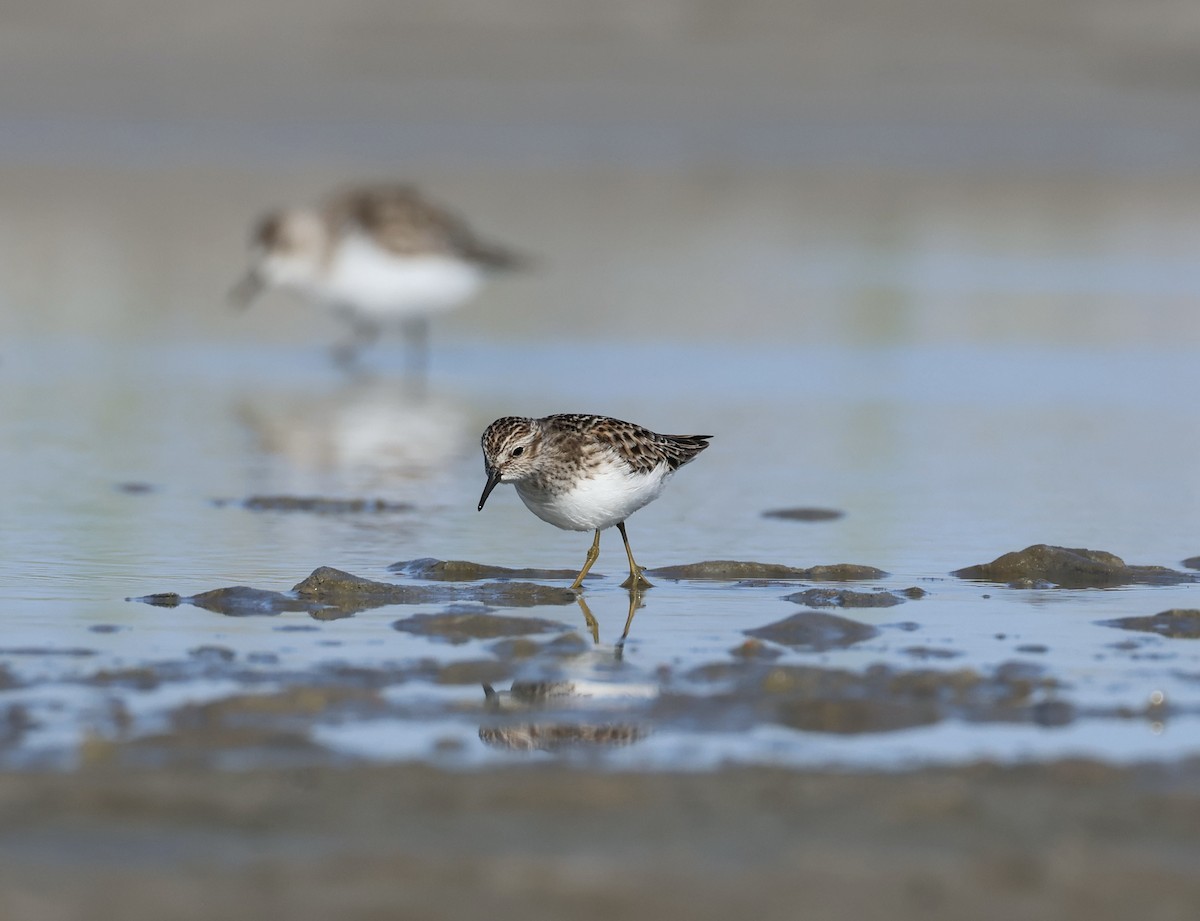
xmin=1 ymin=169 xmax=1198 ymax=769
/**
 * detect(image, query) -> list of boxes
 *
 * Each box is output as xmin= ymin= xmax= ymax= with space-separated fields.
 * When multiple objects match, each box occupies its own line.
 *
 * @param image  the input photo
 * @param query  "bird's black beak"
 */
xmin=477 ymin=467 xmax=502 ymax=511
xmin=228 ymin=269 xmax=263 ymax=311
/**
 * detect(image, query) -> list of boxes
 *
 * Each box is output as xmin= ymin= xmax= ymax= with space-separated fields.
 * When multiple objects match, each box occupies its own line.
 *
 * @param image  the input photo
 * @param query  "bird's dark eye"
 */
xmin=511 ymin=446 xmax=525 ymax=457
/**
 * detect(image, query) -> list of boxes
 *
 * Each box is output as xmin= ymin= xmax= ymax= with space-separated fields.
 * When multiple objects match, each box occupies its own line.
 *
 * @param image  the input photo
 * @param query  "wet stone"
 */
xmin=85 ymin=667 xmax=161 ymax=690
xmin=215 ymin=495 xmax=414 ymax=514
xmin=729 ymin=639 xmax=783 ymax=661
xmin=785 ymin=587 xmax=907 ymax=608
xmin=136 ymin=593 xmax=182 ymax=607
xmin=1032 ymin=700 xmax=1075 ymax=727
xmin=294 ymin=567 xmax=576 ymax=610
xmin=189 ymin=645 xmax=236 ymax=662
xmin=807 ymin=564 xmax=889 ymax=581
xmin=309 ymin=606 xmax=359 ymax=622
xmin=952 ymin=544 xmax=1196 ymax=589
xmin=992 ymin=660 xmax=1048 ymax=683
xmin=488 ymin=637 xmax=543 ymax=660
xmin=886 ymin=665 xmax=994 ymax=698
xmin=1108 ymin=639 xmax=1142 ymax=652
xmin=389 ymin=558 xmax=590 ymax=582
xmin=903 ymin=647 xmax=963 ymax=660
xmin=658 ymin=657 xmax=1070 ymax=737
xmin=1101 ymin=610 xmax=1200 ymax=640
xmin=133 ymin=587 xmax=318 ymax=616
xmin=438 ymin=581 xmax=577 ymax=608
xmin=685 ymin=662 xmax=740 ymax=684
xmin=745 ymin=612 xmax=880 ymax=651
xmin=114 ymin=481 xmax=155 ymax=494
xmin=761 ymin=507 xmax=845 ymax=522
xmin=293 ymin=568 xmax=413 ymax=605
xmin=392 ymin=611 xmax=569 ymax=645
xmin=442 ymin=603 xmax=496 ymax=615
xmin=752 ymin=663 xmax=991 ymax=734
xmin=647 ymin=560 xmax=887 ymax=582
xmin=190 ymin=587 xmax=318 ymax=617
xmin=488 ymin=631 xmax=591 ymax=661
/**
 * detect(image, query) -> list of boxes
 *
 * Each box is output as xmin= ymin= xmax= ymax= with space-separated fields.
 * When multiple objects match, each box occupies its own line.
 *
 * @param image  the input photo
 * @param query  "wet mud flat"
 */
xmin=1 ymin=543 xmax=1198 ymax=918
xmin=34 ymin=542 xmax=1190 ymax=769
xmin=0 ymin=759 xmax=1198 ymax=921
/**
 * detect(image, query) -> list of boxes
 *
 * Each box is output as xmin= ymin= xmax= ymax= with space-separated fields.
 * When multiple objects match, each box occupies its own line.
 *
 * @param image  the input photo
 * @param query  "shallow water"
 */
xmin=1 ymin=316 xmax=1198 ymax=769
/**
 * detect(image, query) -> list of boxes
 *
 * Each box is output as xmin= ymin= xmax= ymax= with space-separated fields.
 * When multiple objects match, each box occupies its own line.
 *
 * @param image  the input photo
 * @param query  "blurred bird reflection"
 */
xmin=235 ymin=375 xmax=470 ymax=491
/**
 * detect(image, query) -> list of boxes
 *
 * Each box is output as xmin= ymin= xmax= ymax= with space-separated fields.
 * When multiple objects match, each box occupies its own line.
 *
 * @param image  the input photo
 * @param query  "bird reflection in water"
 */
xmin=235 ymin=375 xmax=468 ymax=491
xmin=478 ymin=587 xmax=653 ymax=752
xmin=574 ymin=585 xmax=643 ymax=652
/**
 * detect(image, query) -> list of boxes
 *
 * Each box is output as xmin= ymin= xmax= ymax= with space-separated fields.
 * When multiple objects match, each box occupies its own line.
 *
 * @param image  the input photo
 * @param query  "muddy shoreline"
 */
xmin=1 ymin=760 xmax=1197 ymax=920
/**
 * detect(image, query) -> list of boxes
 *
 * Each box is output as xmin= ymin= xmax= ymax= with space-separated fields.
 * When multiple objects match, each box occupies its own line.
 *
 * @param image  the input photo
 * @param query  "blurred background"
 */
xmin=2 ymin=0 xmax=1200 ymax=348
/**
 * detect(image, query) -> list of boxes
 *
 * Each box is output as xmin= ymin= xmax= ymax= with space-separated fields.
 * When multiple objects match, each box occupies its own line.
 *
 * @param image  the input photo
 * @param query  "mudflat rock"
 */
xmin=951 ymin=544 xmax=1195 ymax=589
xmin=138 ymin=567 xmax=578 ymax=618
xmin=216 ymin=495 xmax=413 ymax=514
xmin=389 ymin=558 xmax=588 ymax=582
xmin=392 ymin=611 xmax=569 ymax=645
xmin=1101 ymin=610 xmax=1200 ymax=640
xmin=785 ymin=588 xmax=907 ymax=608
xmin=133 ymin=587 xmax=320 ymax=617
xmin=687 ymin=660 xmax=1058 ymax=734
xmin=294 ymin=567 xmax=576 ymax=609
xmin=761 ymin=507 xmax=845 ymax=522
xmin=191 ymin=587 xmax=319 ymax=616
xmin=648 ymin=560 xmax=887 ymax=581
xmin=745 ymin=612 xmax=880 ymax=651
xmin=293 ymin=568 xmax=430 ymax=603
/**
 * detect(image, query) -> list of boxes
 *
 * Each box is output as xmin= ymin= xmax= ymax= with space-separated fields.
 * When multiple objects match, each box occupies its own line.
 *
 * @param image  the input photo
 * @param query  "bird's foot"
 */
xmin=620 ymin=569 xmax=653 ymax=590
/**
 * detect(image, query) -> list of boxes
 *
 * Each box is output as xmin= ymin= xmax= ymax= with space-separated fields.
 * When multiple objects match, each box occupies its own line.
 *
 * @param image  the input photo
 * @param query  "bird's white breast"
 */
xmin=515 ymin=461 xmax=673 ymax=532
xmin=321 ymin=234 xmax=483 ymax=319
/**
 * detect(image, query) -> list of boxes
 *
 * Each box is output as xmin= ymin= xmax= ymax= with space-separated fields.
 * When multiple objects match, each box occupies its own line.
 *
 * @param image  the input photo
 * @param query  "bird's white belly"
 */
xmin=323 ymin=236 xmax=483 ymax=319
xmin=516 ymin=464 xmax=671 ymax=532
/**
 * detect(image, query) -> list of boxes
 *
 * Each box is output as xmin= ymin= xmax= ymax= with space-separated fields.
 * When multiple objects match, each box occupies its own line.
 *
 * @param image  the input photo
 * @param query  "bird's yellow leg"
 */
xmin=617 ymin=522 xmax=653 ymax=589
xmin=570 ymin=529 xmax=602 ymax=590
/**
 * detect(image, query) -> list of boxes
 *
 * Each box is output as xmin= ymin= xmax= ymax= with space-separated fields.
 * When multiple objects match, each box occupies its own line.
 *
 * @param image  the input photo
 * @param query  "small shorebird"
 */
xmin=477 ymin=414 xmax=711 ymax=590
xmin=231 ymin=184 xmax=523 ymax=369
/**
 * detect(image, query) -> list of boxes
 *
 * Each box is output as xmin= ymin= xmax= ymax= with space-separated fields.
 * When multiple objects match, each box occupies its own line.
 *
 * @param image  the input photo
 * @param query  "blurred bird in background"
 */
xmin=231 ymin=183 xmax=526 ymax=371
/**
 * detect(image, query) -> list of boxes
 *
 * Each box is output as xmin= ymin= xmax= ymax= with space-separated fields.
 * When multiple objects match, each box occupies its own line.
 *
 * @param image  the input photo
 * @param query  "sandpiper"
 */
xmin=477 ymin=414 xmax=711 ymax=589
xmin=231 ymin=184 xmax=524 ymax=369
